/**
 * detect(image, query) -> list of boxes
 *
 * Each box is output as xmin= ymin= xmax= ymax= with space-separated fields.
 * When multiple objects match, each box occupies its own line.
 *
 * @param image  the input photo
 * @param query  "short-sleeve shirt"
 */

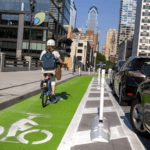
xmin=40 ymin=50 xmax=60 ymax=74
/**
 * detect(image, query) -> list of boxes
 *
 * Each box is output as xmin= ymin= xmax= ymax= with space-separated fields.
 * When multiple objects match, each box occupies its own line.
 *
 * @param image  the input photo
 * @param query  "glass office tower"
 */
xmin=117 ymin=0 xmax=137 ymax=56
xmin=0 ymin=0 xmax=70 ymax=60
xmin=86 ymin=5 xmax=99 ymax=34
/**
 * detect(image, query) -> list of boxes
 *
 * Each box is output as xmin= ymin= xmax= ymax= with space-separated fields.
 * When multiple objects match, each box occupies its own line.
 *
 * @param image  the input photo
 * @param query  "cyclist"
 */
xmin=40 ymin=39 xmax=66 ymax=103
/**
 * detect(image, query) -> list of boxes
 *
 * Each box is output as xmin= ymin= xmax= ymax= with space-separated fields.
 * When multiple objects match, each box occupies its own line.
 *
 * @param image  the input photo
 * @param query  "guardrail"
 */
xmin=4 ymin=59 xmax=29 ymax=67
xmin=0 ymin=53 xmax=41 ymax=72
xmin=32 ymin=60 xmax=41 ymax=67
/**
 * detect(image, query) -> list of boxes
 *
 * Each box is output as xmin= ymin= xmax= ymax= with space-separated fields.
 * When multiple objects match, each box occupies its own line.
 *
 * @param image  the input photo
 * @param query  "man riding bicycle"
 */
xmin=40 ymin=39 xmax=67 ymax=103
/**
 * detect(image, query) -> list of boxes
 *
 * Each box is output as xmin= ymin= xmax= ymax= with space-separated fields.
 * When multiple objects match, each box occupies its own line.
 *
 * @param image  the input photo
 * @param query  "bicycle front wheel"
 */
xmin=42 ymin=94 xmax=48 ymax=107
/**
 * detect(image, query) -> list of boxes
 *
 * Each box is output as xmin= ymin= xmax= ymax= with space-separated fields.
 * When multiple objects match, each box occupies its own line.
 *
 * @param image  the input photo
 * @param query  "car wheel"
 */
xmin=119 ymin=86 xmax=128 ymax=106
xmin=130 ymin=99 xmax=149 ymax=137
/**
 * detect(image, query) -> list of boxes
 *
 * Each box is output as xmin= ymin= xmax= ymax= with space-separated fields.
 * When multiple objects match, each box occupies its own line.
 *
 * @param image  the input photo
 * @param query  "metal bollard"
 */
xmin=91 ymin=69 xmax=110 ymax=142
xmin=97 ymin=68 xmax=100 ymax=90
xmin=99 ymin=69 xmax=105 ymax=121
xmin=79 ymin=66 xmax=81 ymax=76
xmin=88 ymin=68 xmax=90 ymax=76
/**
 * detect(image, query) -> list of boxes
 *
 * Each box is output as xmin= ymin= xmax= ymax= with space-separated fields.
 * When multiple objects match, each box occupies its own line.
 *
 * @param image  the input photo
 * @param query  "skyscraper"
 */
xmin=86 ymin=5 xmax=99 ymax=34
xmin=105 ymin=29 xmax=118 ymax=60
xmin=70 ymin=0 xmax=77 ymax=29
xmin=117 ymin=0 xmax=137 ymax=56
xmin=132 ymin=0 xmax=150 ymax=57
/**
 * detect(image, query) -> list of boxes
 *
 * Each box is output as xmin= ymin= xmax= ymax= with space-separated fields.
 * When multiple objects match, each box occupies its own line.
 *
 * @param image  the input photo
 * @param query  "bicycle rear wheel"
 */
xmin=42 ymin=88 xmax=48 ymax=107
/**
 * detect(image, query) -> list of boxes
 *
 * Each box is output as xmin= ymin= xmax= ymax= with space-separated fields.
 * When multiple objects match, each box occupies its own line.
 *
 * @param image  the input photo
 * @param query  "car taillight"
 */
xmin=127 ymin=93 xmax=133 ymax=96
xmin=127 ymin=71 xmax=143 ymax=77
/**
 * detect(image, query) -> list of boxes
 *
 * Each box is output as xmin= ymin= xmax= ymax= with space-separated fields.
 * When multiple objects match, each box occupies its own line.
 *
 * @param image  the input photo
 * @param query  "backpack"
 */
xmin=41 ymin=50 xmax=56 ymax=70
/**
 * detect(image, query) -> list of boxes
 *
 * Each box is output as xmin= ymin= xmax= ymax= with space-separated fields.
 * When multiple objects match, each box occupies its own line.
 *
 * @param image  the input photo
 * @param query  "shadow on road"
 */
xmin=55 ymin=92 xmax=70 ymax=100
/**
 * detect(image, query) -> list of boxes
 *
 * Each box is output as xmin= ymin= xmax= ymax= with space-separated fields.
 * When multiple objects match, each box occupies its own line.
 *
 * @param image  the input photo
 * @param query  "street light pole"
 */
xmin=56 ymin=8 xmax=60 ymax=48
xmin=28 ymin=0 xmax=36 ymax=56
xmin=56 ymin=0 xmax=63 ymax=48
xmin=28 ymin=11 xmax=32 ymax=56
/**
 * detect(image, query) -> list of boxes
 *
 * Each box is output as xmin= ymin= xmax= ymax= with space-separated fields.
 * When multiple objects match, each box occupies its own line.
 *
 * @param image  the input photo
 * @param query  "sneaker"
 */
xmin=51 ymin=95 xmax=57 ymax=103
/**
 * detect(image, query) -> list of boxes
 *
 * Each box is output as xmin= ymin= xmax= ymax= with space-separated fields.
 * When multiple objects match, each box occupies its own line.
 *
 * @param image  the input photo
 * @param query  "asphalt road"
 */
xmin=106 ymin=78 xmax=150 ymax=150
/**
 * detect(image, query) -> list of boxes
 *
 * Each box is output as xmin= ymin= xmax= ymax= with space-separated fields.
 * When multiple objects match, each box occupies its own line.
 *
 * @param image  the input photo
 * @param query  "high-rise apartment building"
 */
xmin=117 ymin=0 xmax=137 ymax=56
xmin=105 ymin=29 xmax=118 ymax=60
xmin=102 ymin=44 xmax=106 ymax=56
xmin=132 ymin=0 xmax=150 ymax=56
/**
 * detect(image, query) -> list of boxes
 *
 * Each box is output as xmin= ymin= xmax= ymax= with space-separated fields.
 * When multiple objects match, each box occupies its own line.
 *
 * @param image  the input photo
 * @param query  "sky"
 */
xmin=75 ymin=0 xmax=121 ymax=53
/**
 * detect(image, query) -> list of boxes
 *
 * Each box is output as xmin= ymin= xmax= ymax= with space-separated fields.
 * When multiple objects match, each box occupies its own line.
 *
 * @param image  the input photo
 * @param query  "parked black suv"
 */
xmin=113 ymin=56 xmax=150 ymax=106
xmin=110 ymin=60 xmax=125 ymax=86
xmin=130 ymin=65 xmax=150 ymax=137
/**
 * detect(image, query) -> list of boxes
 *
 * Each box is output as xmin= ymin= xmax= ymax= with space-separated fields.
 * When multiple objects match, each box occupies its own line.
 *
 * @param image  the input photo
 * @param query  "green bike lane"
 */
xmin=0 ymin=76 xmax=93 ymax=150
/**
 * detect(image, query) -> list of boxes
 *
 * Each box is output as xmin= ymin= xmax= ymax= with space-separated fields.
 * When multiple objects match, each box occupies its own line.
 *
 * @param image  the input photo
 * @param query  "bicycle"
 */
xmin=41 ymin=64 xmax=67 ymax=107
xmin=41 ymin=77 xmax=53 ymax=107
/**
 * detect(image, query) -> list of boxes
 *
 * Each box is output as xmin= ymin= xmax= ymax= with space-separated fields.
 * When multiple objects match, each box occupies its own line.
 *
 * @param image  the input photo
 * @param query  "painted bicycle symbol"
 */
xmin=0 ymin=116 xmax=53 ymax=144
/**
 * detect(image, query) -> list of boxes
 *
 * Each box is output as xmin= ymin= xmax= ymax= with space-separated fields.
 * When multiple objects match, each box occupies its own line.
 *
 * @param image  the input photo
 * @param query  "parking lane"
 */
xmin=106 ymin=78 xmax=150 ymax=150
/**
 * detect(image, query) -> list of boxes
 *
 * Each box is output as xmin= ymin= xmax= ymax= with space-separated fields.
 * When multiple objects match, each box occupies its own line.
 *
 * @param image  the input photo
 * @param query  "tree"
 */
xmin=95 ymin=52 xmax=106 ymax=66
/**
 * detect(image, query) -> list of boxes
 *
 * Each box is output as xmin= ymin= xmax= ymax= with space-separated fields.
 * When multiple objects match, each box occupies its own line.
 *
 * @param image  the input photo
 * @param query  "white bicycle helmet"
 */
xmin=47 ymin=39 xmax=55 ymax=46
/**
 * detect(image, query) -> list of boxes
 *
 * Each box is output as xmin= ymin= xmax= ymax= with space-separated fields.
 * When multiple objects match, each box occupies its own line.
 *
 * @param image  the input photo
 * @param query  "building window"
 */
xmin=143 ymin=5 xmax=150 ymax=9
xmin=144 ymin=0 xmax=150 ymax=2
xmin=142 ymin=19 xmax=150 ymax=23
xmin=1 ymin=41 xmax=17 ymax=50
xmin=22 ymin=42 xmax=46 ymax=51
xmin=141 ymin=32 xmax=149 ymax=36
xmin=66 ymin=49 xmax=71 ymax=52
xmin=142 ymin=12 xmax=150 ymax=16
xmin=78 ymin=49 xmax=82 ymax=53
xmin=0 ymin=28 xmax=18 ymax=39
xmin=139 ymin=53 xmax=147 ymax=56
xmin=23 ymin=29 xmax=47 ymax=41
xmin=139 ymin=45 xmax=148 ymax=50
xmin=140 ymin=39 xmax=149 ymax=43
xmin=0 ymin=0 xmax=50 ymax=12
xmin=77 ymin=56 xmax=82 ymax=61
xmin=141 ymin=25 xmax=149 ymax=30
xmin=78 ymin=43 xmax=83 ymax=47
xmin=0 ymin=14 xmax=19 ymax=25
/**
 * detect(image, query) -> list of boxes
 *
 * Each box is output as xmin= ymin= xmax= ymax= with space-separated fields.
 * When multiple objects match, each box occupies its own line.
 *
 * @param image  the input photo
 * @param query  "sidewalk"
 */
xmin=0 ymin=70 xmax=78 ymax=110
xmin=57 ymin=77 xmax=145 ymax=150
xmin=0 ymin=69 xmax=98 ymax=110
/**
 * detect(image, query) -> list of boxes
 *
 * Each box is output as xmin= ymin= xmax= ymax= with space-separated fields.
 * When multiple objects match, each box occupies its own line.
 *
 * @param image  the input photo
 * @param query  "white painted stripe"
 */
xmin=87 ymin=97 xmax=110 ymax=101
xmin=105 ymin=80 xmax=146 ymax=150
xmin=89 ymin=91 xmax=107 ymax=93
xmin=83 ymin=107 xmax=115 ymax=114
xmin=57 ymin=78 xmax=94 ymax=150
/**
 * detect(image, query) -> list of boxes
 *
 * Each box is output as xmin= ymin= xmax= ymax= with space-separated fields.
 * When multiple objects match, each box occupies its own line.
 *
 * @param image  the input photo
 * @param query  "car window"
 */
xmin=120 ymin=59 xmax=131 ymax=71
xmin=119 ymin=61 xmax=125 ymax=67
xmin=131 ymin=58 xmax=150 ymax=70
xmin=141 ymin=65 xmax=150 ymax=75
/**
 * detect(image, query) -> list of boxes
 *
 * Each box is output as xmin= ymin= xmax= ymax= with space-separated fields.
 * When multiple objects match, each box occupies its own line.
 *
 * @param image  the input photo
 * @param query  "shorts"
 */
xmin=42 ymin=73 xmax=55 ymax=81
